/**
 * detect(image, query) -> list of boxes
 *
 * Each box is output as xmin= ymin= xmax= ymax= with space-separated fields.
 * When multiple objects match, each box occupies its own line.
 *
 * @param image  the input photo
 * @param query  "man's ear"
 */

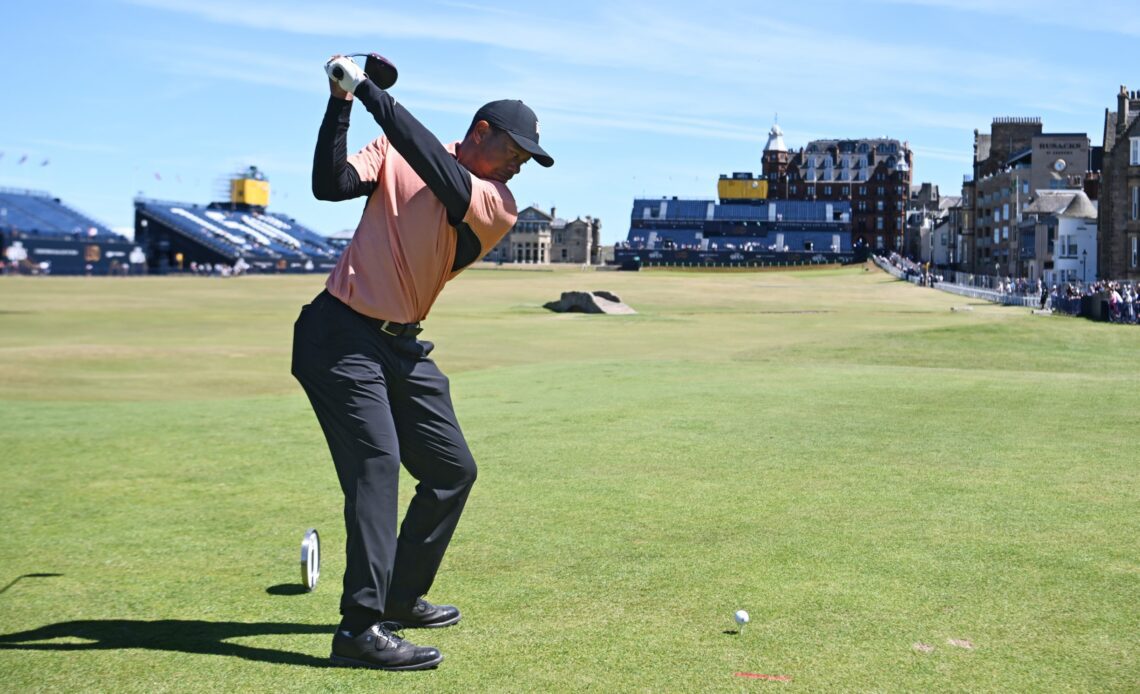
xmin=471 ymin=120 xmax=492 ymax=144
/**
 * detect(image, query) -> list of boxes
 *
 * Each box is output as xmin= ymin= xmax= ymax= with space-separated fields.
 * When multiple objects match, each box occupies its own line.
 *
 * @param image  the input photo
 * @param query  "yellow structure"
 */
xmin=717 ymin=174 xmax=768 ymax=201
xmin=230 ymin=167 xmax=270 ymax=207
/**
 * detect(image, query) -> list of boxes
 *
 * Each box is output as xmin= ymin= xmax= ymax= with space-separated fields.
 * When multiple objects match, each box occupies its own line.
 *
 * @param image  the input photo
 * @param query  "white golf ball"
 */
xmin=734 ymin=609 xmax=750 ymax=625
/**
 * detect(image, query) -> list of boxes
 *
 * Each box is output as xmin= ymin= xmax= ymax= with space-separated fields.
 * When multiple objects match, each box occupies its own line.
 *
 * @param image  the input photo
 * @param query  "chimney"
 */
xmin=550 ymin=206 xmax=556 ymax=219
xmin=1118 ymin=85 xmax=1130 ymax=135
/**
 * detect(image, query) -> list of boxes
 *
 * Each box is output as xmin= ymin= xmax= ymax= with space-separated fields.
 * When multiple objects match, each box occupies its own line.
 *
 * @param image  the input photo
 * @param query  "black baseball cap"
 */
xmin=472 ymin=100 xmax=554 ymax=167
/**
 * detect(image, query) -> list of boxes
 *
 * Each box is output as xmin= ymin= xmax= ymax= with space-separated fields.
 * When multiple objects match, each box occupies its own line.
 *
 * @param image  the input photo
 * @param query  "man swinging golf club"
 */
xmin=291 ymin=53 xmax=553 ymax=671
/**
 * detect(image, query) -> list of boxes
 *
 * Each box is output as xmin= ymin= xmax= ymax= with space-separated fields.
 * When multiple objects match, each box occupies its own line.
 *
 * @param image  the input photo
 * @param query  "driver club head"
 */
xmin=330 ymin=52 xmax=398 ymax=90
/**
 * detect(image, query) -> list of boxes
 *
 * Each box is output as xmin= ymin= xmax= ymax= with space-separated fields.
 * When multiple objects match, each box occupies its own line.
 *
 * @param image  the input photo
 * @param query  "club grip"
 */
xmin=331 ymin=65 xmax=344 ymax=80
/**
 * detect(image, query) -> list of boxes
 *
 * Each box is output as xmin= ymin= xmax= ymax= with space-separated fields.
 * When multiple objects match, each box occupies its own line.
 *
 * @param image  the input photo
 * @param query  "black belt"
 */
xmin=318 ymin=290 xmax=423 ymax=337
xmin=373 ymin=318 xmax=422 ymax=337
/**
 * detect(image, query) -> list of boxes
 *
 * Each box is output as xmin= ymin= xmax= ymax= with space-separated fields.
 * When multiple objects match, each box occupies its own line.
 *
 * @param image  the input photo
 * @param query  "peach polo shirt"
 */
xmin=325 ymin=137 xmax=518 ymax=323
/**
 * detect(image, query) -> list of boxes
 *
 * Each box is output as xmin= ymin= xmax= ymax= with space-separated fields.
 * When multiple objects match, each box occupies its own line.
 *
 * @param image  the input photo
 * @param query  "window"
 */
xmin=1131 ymin=137 xmax=1140 ymax=165
xmin=876 ymin=186 xmax=885 ymax=195
xmin=824 ymin=186 xmax=832 ymax=195
xmin=1022 ymin=181 xmax=1029 ymax=195
xmin=875 ymin=235 xmax=884 ymax=248
xmin=993 ymin=227 xmax=1000 ymax=243
xmin=876 ymin=200 xmax=884 ymax=211
xmin=1002 ymin=226 xmax=1008 ymax=240
xmin=1133 ymin=186 xmax=1139 ymax=221
xmin=876 ymin=217 xmax=884 ymax=230
xmin=1003 ymin=203 xmax=1009 ymax=220
xmin=1132 ymin=237 xmax=1138 ymax=268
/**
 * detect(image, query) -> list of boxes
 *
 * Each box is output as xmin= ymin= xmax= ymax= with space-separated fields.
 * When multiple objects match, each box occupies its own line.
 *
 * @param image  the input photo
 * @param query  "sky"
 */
xmin=0 ymin=0 xmax=1136 ymax=244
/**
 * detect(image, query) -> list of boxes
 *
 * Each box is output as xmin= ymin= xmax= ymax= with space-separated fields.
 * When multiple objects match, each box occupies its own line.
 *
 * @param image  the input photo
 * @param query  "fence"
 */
xmin=873 ymin=253 xmax=1140 ymax=323
xmin=932 ymin=283 xmax=1038 ymax=307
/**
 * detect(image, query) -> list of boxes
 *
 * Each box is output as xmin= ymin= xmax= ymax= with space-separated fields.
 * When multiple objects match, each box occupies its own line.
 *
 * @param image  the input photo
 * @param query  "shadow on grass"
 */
xmin=266 ymin=583 xmax=309 ymax=596
xmin=0 ymin=574 xmax=63 ymax=595
xmin=0 ymin=619 xmax=335 ymax=667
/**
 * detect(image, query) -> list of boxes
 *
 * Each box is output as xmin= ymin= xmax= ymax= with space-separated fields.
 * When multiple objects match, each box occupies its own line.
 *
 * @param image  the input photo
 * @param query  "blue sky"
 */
xmin=0 ymin=0 xmax=1136 ymax=244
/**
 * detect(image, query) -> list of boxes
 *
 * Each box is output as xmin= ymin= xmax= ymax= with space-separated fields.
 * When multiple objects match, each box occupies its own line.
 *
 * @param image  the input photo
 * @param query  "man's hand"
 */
xmin=325 ymin=56 xmax=367 ymax=96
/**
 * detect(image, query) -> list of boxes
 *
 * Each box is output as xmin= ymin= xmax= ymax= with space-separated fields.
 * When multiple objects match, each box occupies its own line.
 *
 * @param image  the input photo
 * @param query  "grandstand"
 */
xmin=133 ymin=168 xmax=341 ymax=274
xmin=617 ymin=195 xmax=857 ymax=269
xmin=1 ymin=187 xmax=137 ymax=275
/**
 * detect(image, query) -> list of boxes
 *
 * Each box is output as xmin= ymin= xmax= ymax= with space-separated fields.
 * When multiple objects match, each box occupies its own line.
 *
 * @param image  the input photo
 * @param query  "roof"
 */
xmin=1023 ymin=191 xmax=1079 ymax=215
xmin=938 ymin=196 xmax=962 ymax=211
xmin=518 ymin=205 xmax=553 ymax=220
xmin=1059 ymin=191 xmax=1097 ymax=219
xmin=1006 ymin=148 xmax=1032 ymax=167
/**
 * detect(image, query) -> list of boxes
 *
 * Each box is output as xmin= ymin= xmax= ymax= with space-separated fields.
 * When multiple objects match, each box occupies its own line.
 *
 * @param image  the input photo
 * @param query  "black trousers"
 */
xmin=291 ymin=290 xmax=476 ymax=616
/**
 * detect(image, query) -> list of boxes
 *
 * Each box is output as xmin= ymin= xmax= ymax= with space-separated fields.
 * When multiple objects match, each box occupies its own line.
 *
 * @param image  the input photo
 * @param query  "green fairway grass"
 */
xmin=1 ymin=266 xmax=1136 ymax=692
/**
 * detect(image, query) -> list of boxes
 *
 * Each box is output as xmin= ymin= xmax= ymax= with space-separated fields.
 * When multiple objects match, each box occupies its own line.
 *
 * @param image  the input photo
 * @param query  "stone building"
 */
xmin=962 ymin=117 xmax=1098 ymax=277
xmin=906 ymin=183 xmax=960 ymax=265
xmin=1019 ymin=190 xmax=1098 ymax=285
xmin=550 ymin=214 xmax=601 ymax=264
xmin=761 ymin=124 xmax=912 ymax=251
xmin=1097 ymin=85 xmax=1140 ymax=280
xmin=485 ymin=205 xmax=601 ymax=264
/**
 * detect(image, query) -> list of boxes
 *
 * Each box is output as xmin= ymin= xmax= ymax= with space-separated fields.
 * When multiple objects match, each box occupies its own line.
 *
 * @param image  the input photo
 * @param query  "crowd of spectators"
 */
xmin=618 ymin=237 xmax=797 ymax=253
xmin=188 ymin=258 xmax=250 ymax=277
xmin=882 ymin=252 xmax=943 ymax=286
xmin=1051 ymin=280 xmax=1140 ymax=323
xmin=878 ymin=251 xmax=1140 ymax=325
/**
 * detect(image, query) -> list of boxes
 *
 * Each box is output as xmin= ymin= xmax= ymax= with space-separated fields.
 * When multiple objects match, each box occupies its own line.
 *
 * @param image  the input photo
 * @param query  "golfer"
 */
xmin=292 ymin=54 xmax=552 ymax=671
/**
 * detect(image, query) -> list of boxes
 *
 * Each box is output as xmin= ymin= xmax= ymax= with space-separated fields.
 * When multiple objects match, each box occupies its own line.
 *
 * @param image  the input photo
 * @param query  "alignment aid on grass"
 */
xmin=301 ymin=528 xmax=320 ymax=591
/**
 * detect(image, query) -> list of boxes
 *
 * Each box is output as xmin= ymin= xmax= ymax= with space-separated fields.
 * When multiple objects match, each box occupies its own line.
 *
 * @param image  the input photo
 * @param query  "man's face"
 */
xmin=462 ymin=122 xmax=532 ymax=183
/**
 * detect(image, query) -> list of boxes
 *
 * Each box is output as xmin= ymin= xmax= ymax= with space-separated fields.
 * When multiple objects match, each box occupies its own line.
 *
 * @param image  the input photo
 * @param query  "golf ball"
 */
xmin=734 ymin=609 xmax=750 ymax=625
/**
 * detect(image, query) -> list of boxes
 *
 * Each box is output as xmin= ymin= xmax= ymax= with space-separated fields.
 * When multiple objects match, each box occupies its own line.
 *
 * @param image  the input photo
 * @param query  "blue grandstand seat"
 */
xmin=0 ymin=188 xmax=120 ymax=239
xmin=134 ymin=199 xmax=340 ymax=263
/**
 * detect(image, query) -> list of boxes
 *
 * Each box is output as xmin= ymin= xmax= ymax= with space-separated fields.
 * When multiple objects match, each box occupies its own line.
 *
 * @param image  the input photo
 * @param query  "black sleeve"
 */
xmin=312 ymin=97 xmax=375 ymax=201
xmin=352 ymin=80 xmax=473 ymax=225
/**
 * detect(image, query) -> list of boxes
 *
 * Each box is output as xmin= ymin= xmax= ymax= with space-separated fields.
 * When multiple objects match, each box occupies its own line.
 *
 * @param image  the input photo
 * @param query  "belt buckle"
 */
xmin=379 ymin=320 xmax=401 ymax=337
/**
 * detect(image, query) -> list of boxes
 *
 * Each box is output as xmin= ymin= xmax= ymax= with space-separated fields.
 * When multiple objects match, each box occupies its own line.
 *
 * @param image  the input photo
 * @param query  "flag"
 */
xmin=18 ymin=154 xmax=28 ymax=165
xmin=154 ymin=172 xmax=162 ymax=181
xmin=41 ymin=158 xmax=50 ymax=167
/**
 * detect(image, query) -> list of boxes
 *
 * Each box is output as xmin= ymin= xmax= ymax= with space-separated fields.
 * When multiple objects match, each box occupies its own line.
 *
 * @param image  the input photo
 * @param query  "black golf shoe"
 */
xmin=381 ymin=598 xmax=462 ymax=629
xmin=329 ymin=623 xmax=442 ymax=671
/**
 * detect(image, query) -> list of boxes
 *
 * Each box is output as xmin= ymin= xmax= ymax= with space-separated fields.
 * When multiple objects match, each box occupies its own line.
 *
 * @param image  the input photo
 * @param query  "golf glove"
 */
xmin=325 ymin=56 xmax=367 ymax=93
